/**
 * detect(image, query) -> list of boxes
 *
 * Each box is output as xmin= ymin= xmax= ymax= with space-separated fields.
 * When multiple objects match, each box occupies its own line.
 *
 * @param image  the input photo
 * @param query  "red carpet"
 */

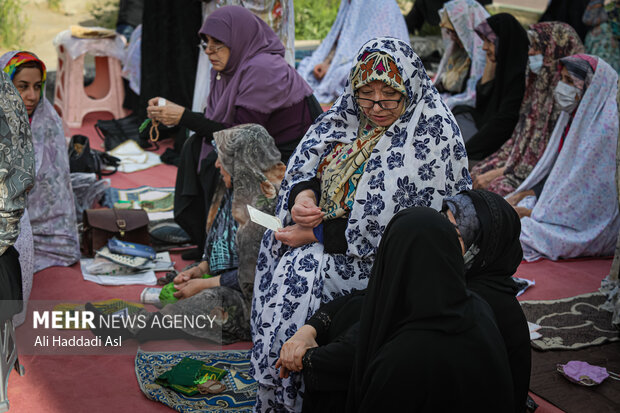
xmin=6 ymin=112 xmax=614 ymax=412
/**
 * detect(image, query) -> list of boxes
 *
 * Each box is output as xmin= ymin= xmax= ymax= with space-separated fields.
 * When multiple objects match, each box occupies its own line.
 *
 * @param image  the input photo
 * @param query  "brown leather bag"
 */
xmin=81 ymin=208 xmax=150 ymax=257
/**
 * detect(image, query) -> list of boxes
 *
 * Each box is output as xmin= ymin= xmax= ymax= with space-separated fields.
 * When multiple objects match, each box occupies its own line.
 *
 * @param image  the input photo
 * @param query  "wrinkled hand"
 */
xmin=275 ymin=224 xmax=318 ymax=248
xmin=173 ymin=278 xmax=214 ymax=299
xmin=174 ymin=264 xmax=205 ymax=284
xmin=276 ymin=325 xmax=318 ymax=378
xmin=513 ymin=206 xmax=532 ymax=219
xmin=146 ymin=97 xmax=185 ymax=127
xmin=313 ymin=62 xmax=329 ymax=80
xmin=506 ymin=190 xmax=535 ymax=207
xmin=291 ymin=192 xmax=323 ymax=228
xmin=473 ymin=168 xmax=503 ymax=190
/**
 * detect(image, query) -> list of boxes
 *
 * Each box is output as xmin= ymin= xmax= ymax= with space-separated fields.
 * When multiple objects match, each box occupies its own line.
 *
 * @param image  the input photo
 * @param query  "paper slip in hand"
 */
xmin=247 ymin=205 xmax=282 ymax=231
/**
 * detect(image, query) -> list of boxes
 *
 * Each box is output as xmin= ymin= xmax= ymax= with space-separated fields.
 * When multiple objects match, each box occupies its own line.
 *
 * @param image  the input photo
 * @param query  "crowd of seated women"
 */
xmin=1 ymin=1 xmax=619 ymax=412
xmin=143 ymin=3 xmax=620 ymax=412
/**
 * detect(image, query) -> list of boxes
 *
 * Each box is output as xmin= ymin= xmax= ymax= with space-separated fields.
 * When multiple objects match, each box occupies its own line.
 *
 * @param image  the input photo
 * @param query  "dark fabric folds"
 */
xmin=347 ymin=208 xmax=514 ymax=412
xmin=0 ymin=246 xmax=23 ymax=322
xmin=539 ymin=0 xmax=591 ymax=41
xmin=462 ymin=189 xmax=530 ymax=413
xmin=139 ymin=0 xmax=202 ymax=120
xmin=463 ymin=13 xmax=529 ymax=160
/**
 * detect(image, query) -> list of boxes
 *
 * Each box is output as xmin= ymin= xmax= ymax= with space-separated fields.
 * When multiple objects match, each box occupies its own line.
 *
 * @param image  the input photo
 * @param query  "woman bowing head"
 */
xmin=251 ymin=37 xmax=471 ymax=412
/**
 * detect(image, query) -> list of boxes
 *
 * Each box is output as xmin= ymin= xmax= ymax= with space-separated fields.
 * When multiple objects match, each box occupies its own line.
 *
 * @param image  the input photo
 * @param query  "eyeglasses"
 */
xmin=200 ymin=40 xmax=226 ymax=53
xmin=355 ymin=96 xmax=403 ymax=110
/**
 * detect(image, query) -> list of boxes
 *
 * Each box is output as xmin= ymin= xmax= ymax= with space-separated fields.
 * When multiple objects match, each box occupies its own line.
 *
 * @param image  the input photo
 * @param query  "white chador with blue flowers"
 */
xmin=251 ymin=37 xmax=472 ymax=412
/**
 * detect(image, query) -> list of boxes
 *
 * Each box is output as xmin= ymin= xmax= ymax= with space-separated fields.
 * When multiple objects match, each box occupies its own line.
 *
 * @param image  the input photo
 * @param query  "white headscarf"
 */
xmin=511 ymin=56 xmax=619 ymax=261
xmin=434 ymin=0 xmax=490 ymax=109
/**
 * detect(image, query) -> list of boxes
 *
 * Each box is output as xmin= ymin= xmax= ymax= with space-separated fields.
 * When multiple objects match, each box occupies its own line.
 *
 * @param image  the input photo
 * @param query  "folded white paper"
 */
xmin=247 ymin=205 xmax=282 ymax=231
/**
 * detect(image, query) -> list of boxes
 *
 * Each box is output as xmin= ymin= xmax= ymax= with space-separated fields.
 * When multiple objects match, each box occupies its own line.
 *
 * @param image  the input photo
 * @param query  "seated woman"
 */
xmin=507 ymin=54 xmax=619 ymax=261
xmin=451 ymin=13 xmax=529 ymax=163
xmin=278 ymin=190 xmax=530 ymax=413
xmin=352 ymin=208 xmax=513 ymax=411
xmin=433 ymin=0 xmax=489 ymax=109
xmin=0 ymin=51 xmax=80 ymax=273
xmin=404 ymin=0 xmax=491 ymax=33
xmin=296 ymin=0 xmax=409 ymax=104
xmin=583 ymin=0 xmax=620 ymax=75
xmin=91 ymin=124 xmax=285 ymax=343
xmin=471 ymin=22 xmax=584 ymax=195
xmin=0 ymin=71 xmax=35 ymax=326
xmin=251 ymin=37 xmax=471 ymax=412
xmin=147 ymin=6 xmax=320 ymax=259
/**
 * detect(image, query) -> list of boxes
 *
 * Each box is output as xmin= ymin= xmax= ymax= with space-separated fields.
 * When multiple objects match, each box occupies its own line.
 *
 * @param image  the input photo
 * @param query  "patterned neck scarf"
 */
xmin=317 ymin=51 xmax=406 ymax=220
xmin=2 ymin=51 xmax=46 ymax=100
xmin=560 ymin=54 xmax=597 ymax=90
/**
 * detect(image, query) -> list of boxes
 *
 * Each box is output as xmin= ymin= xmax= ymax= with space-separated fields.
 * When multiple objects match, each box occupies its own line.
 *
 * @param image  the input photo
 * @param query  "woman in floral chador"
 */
xmin=250 ymin=37 xmax=471 ymax=412
xmin=508 ymin=54 xmax=619 ymax=261
xmin=471 ymin=22 xmax=584 ymax=195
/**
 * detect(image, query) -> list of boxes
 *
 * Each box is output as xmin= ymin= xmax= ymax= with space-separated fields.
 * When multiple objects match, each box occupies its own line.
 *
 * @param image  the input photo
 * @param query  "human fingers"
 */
xmin=172 ymin=287 xmax=186 ymax=298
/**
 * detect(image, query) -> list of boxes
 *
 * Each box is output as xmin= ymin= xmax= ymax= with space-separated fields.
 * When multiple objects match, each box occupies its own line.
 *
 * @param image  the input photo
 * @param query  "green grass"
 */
xmin=0 ymin=0 xmax=26 ymax=49
xmin=48 ymin=0 xmax=62 ymax=12
xmin=87 ymin=0 xmax=120 ymax=29
xmin=294 ymin=0 xmax=340 ymax=40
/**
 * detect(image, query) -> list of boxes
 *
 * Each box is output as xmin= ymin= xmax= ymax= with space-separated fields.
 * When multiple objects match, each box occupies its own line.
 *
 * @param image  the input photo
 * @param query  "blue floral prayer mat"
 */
xmin=135 ymin=349 xmax=256 ymax=412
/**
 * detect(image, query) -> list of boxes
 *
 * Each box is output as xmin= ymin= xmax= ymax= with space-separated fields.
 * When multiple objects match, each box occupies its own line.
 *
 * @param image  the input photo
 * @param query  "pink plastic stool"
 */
xmin=54 ymin=36 xmax=126 ymax=128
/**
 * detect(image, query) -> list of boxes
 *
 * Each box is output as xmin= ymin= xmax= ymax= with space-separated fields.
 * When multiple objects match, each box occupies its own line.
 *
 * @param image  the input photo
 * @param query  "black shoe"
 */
xmin=181 ymin=247 xmax=203 ymax=261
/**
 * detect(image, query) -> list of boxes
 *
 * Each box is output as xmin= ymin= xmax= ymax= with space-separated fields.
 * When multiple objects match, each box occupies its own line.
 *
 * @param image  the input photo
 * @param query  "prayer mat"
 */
xmin=135 ymin=349 xmax=256 ymax=412
xmin=53 ymin=299 xmax=144 ymax=329
xmin=530 ymin=342 xmax=620 ymax=413
xmin=103 ymin=186 xmax=175 ymax=213
xmin=521 ymin=292 xmax=620 ymax=351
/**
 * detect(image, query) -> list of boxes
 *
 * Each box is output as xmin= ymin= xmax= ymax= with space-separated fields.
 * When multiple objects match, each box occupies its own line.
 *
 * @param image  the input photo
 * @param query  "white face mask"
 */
xmin=528 ymin=54 xmax=543 ymax=74
xmin=554 ymin=81 xmax=582 ymax=113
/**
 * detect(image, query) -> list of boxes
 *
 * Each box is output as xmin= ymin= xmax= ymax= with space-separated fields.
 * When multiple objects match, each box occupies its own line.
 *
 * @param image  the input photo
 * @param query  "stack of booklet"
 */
xmin=81 ymin=238 xmax=174 ymax=286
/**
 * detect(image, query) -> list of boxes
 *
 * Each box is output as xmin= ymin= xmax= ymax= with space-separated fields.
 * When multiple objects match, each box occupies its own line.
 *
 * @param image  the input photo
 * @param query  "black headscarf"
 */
xmin=347 ymin=207 xmax=514 ymax=412
xmin=349 ymin=208 xmax=470 ymax=409
xmin=465 ymin=13 xmax=529 ymax=160
xmin=539 ymin=0 xmax=590 ymax=41
xmin=464 ymin=189 xmax=523 ymax=291
xmin=404 ymin=0 xmax=491 ymax=32
xmin=455 ymin=189 xmax=531 ymax=413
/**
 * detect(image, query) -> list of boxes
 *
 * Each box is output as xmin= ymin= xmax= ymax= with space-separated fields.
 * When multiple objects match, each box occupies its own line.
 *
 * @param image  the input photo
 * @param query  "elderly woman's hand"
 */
xmin=146 ymin=97 xmax=185 ymax=127
xmin=275 ymin=224 xmax=318 ymax=248
xmin=292 ymin=189 xmax=324 ymax=228
xmin=513 ymin=206 xmax=532 ymax=219
xmin=276 ymin=325 xmax=318 ymax=378
xmin=174 ymin=261 xmax=208 ymax=284
xmin=506 ymin=189 xmax=535 ymax=207
xmin=173 ymin=277 xmax=220 ymax=299
xmin=473 ymin=167 xmax=505 ymax=189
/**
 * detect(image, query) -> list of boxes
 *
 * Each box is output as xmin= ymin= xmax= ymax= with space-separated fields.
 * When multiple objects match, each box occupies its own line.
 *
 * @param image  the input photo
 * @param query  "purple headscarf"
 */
xmin=201 ymin=6 xmax=312 ymax=124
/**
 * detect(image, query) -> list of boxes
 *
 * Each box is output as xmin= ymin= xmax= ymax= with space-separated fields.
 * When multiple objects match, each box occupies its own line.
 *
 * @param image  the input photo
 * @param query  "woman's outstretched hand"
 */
xmin=276 ymin=325 xmax=318 ymax=378
xmin=275 ymin=224 xmax=318 ymax=248
xmin=291 ymin=190 xmax=323 ymax=228
xmin=146 ymin=97 xmax=185 ymax=127
xmin=173 ymin=276 xmax=220 ymax=299
xmin=472 ymin=167 xmax=505 ymax=190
